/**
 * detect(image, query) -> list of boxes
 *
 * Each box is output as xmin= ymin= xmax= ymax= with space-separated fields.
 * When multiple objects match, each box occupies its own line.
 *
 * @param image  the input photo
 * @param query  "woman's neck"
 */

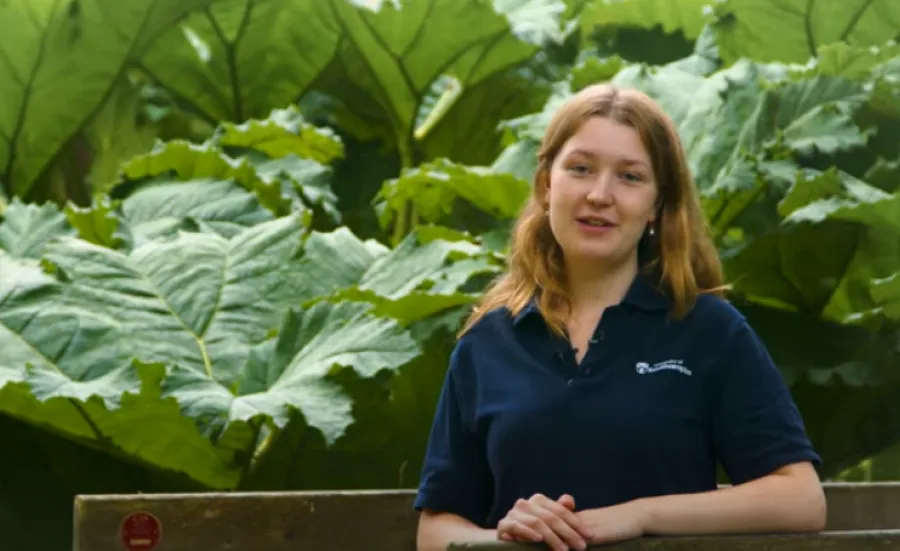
xmin=565 ymin=255 xmax=639 ymax=315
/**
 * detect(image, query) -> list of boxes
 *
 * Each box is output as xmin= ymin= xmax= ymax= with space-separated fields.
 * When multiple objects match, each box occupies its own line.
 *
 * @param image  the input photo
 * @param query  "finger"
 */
xmin=535 ymin=507 xmax=587 ymax=550
xmin=512 ymin=511 xmax=569 ymax=551
xmin=535 ymin=496 xmax=592 ymax=540
xmin=557 ymin=494 xmax=576 ymax=510
xmin=499 ymin=530 xmax=531 ymax=542
xmin=520 ymin=496 xmax=587 ymax=549
xmin=523 ymin=503 xmax=586 ymax=551
xmin=499 ymin=512 xmax=543 ymax=542
xmin=498 ymin=517 xmax=543 ymax=543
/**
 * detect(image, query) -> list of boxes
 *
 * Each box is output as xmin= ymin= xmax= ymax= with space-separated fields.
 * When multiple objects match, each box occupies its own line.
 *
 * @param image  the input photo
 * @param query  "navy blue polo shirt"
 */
xmin=413 ymin=274 xmax=821 ymax=528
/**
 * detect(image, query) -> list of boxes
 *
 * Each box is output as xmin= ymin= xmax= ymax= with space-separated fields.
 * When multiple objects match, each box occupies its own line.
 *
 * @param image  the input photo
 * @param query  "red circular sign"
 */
xmin=119 ymin=511 xmax=161 ymax=551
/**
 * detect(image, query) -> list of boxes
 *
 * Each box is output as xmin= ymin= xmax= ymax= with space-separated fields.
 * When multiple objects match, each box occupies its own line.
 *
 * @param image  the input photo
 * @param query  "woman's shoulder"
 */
xmin=682 ymin=291 xmax=750 ymax=336
xmin=458 ymin=304 xmax=521 ymax=341
xmin=450 ymin=305 xmax=521 ymax=369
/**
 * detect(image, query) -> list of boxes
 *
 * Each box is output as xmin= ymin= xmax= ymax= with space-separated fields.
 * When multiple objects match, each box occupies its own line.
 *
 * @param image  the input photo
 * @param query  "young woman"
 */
xmin=413 ymin=84 xmax=826 ymax=551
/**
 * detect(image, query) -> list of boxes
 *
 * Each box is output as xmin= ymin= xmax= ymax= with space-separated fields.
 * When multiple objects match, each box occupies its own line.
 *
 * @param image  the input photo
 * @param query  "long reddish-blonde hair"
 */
xmin=461 ymin=83 xmax=725 ymax=337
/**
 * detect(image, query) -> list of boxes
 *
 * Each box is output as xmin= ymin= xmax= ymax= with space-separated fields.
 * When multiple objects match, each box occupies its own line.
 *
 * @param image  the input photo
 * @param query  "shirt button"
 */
xmin=567 ymin=379 xmax=574 ymax=386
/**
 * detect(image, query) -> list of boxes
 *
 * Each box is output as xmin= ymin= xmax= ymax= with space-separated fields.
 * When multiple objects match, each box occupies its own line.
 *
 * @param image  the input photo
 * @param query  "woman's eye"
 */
xmin=567 ymin=164 xmax=590 ymax=176
xmin=621 ymin=171 xmax=643 ymax=183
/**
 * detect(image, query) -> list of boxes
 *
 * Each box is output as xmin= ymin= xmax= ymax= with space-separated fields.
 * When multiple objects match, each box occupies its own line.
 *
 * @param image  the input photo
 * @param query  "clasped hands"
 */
xmin=496 ymin=493 xmax=647 ymax=551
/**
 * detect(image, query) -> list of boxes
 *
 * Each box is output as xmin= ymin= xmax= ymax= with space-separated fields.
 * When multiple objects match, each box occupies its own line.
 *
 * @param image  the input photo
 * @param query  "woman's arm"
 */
xmin=637 ymin=462 xmax=826 ymax=534
xmin=417 ymin=511 xmax=497 ymax=551
xmin=577 ymin=461 xmax=825 ymax=544
xmin=413 ymin=340 xmax=496 ymax=551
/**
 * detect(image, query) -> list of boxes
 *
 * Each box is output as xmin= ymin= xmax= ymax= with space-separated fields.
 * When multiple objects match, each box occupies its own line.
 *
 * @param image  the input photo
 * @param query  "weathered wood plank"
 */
xmin=72 ymin=484 xmax=900 ymax=551
xmin=74 ymin=490 xmax=417 ymax=551
xmin=821 ymin=482 xmax=900 ymax=531
xmin=450 ymin=532 xmax=900 ymax=551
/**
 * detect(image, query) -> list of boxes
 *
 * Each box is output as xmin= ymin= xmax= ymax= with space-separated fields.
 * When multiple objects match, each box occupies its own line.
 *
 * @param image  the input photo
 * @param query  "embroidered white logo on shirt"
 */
xmin=636 ymin=359 xmax=692 ymax=376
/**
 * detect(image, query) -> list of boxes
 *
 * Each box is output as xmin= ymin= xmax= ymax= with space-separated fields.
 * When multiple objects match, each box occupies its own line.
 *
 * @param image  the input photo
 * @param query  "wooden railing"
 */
xmin=447 ymin=533 xmax=898 ymax=550
xmin=72 ymin=483 xmax=900 ymax=551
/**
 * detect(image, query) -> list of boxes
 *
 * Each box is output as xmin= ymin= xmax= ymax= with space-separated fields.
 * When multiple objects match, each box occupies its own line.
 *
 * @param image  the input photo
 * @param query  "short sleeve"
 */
xmin=413 ymin=340 xmax=493 ymax=526
xmin=711 ymin=319 xmax=822 ymax=485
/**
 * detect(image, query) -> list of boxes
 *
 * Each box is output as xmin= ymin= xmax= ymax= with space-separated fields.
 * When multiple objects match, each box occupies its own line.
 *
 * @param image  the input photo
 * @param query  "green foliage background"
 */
xmin=0 ymin=0 xmax=898 ymax=549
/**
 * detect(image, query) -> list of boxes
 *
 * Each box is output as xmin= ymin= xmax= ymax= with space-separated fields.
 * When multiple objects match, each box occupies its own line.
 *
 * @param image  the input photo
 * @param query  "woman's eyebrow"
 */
xmin=565 ymin=148 xmax=650 ymax=169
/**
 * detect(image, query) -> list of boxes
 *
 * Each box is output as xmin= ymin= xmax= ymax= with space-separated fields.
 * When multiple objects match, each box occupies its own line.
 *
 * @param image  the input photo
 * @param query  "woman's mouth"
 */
xmin=576 ymin=217 xmax=617 ymax=233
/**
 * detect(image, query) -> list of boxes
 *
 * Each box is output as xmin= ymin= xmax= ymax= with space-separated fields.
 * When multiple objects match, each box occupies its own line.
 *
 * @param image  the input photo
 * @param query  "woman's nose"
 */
xmin=585 ymin=173 xmax=613 ymax=203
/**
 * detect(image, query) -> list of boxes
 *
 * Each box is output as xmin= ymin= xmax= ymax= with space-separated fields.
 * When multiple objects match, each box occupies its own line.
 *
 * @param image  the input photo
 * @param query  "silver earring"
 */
xmin=649 ymin=226 xmax=655 ymax=236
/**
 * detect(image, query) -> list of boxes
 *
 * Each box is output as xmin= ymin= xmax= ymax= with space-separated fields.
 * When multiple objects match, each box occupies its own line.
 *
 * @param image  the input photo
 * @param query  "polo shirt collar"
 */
xmin=623 ymin=272 xmax=670 ymax=312
xmin=512 ymin=273 xmax=669 ymax=325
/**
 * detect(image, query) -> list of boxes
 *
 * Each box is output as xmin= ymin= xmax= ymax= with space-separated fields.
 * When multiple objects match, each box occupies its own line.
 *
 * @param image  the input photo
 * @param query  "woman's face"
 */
xmin=546 ymin=116 xmax=659 ymax=267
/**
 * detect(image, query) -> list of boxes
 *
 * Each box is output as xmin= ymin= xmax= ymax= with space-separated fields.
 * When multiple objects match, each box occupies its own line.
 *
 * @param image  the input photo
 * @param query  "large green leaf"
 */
xmin=0 ymin=251 xmax=242 ymax=488
xmin=162 ymin=301 xmax=421 ymax=447
xmin=579 ymin=0 xmax=710 ymax=39
xmin=864 ymin=156 xmax=900 ymax=193
xmin=320 ymin=0 xmax=566 ymax=152
xmin=693 ymin=69 xmax=872 ymax=235
xmin=117 ymin=177 xmax=275 ymax=246
xmin=726 ymin=171 xmax=900 ymax=327
xmin=0 ymin=250 xmax=127 ymax=408
xmin=0 ymin=252 xmax=70 ymax=390
xmin=815 ymin=42 xmax=900 ymax=81
xmin=376 ymin=159 xmax=531 ymax=232
xmin=2 ymin=209 xmax=322 ymax=488
xmin=212 ymin=106 xmax=344 ymax=166
xmin=321 ymin=228 xmax=504 ymax=325
xmin=0 ymin=0 xmax=218 ymax=198
xmin=139 ymin=0 xmax=341 ymax=122
xmin=499 ymin=79 xmax=577 ymax=146
xmin=287 ymin=225 xmax=502 ymax=326
xmin=116 ymin=140 xmax=312 ymax=220
xmin=1 ymin=176 xmax=278 ymax=254
xmin=252 ymin=155 xmax=341 ymax=226
xmin=870 ymin=272 xmax=900 ymax=321
xmin=82 ymin=75 xmax=160 ymax=194
xmin=240 ymin=310 xmax=463 ymax=490
xmin=417 ymin=69 xmax=553 ymax=165
xmin=708 ymin=0 xmax=900 ymax=64
xmin=281 ymin=226 xmax=390 ymax=303
xmin=785 ymin=182 xmax=900 ymax=325
xmin=616 ymin=63 xmax=869 ymax=159
xmin=587 ymin=0 xmax=900 ymax=65
xmin=0 ymin=198 xmax=73 ymax=258
xmin=64 ymin=196 xmax=127 ymax=250
xmin=42 ymin=213 xmax=309 ymax=385
xmin=113 ymin=107 xmax=344 ymax=224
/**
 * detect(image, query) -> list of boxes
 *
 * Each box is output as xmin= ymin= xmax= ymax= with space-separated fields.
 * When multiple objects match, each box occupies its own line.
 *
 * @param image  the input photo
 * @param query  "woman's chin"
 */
xmin=562 ymin=243 xmax=624 ymax=264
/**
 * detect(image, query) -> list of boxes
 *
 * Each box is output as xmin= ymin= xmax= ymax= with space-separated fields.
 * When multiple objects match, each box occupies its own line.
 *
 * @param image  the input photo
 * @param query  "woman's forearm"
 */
xmin=636 ymin=464 xmax=826 ymax=536
xmin=416 ymin=511 xmax=497 ymax=551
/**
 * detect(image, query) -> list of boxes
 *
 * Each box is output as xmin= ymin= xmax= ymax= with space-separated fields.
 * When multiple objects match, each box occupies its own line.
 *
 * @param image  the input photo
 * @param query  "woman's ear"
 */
xmin=538 ymin=167 xmax=551 ymax=191
xmin=534 ymin=168 xmax=552 ymax=208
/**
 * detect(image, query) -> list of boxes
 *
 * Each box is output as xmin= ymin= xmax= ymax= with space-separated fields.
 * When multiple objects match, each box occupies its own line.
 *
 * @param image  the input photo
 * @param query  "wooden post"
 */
xmin=73 ymin=484 xmax=900 ymax=551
